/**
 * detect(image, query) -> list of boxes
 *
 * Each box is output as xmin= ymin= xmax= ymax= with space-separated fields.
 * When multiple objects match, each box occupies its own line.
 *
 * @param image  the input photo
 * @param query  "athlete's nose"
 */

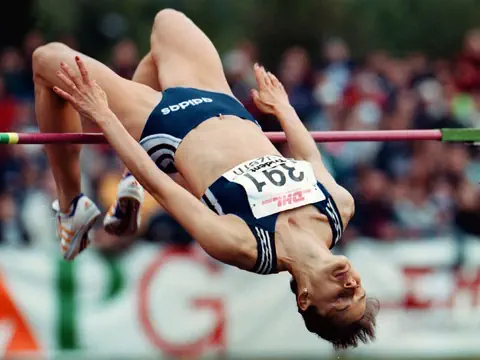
xmin=345 ymin=278 xmax=358 ymax=289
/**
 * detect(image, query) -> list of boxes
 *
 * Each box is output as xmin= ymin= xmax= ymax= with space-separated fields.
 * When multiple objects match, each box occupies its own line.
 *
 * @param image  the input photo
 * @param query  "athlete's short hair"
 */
xmin=290 ymin=278 xmax=379 ymax=350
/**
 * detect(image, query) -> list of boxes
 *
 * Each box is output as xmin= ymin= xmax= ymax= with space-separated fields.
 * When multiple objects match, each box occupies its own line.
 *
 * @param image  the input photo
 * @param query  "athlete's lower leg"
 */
xmin=34 ymin=80 xmax=82 ymax=213
xmin=117 ymin=52 xmax=161 ymax=177
xmin=103 ymin=52 xmax=157 ymax=235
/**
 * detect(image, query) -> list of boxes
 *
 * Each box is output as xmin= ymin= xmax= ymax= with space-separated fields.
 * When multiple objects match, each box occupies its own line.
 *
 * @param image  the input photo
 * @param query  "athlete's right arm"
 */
xmin=52 ymin=57 xmax=256 ymax=269
xmin=251 ymin=64 xmax=354 ymax=220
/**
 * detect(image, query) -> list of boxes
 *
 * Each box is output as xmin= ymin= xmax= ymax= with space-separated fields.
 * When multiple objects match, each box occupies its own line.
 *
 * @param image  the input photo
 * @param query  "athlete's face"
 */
xmin=298 ymin=255 xmax=367 ymax=324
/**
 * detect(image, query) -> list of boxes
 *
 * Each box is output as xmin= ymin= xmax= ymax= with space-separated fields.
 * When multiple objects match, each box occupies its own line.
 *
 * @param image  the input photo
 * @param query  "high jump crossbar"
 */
xmin=0 ymin=129 xmax=479 ymax=145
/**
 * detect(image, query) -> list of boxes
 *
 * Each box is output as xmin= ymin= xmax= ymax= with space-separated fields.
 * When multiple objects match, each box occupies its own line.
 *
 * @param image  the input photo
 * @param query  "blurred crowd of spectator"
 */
xmin=0 ymin=28 xmax=479 ymax=253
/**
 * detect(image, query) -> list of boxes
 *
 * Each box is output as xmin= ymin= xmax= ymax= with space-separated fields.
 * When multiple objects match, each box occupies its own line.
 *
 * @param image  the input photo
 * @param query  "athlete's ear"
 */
xmin=297 ymin=288 xmax=311 ymax=311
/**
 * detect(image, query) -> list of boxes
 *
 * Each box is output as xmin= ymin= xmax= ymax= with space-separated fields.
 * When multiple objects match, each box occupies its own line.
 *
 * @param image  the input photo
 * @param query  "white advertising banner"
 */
xmin=1 ymin=235 xmax=480 ymax=359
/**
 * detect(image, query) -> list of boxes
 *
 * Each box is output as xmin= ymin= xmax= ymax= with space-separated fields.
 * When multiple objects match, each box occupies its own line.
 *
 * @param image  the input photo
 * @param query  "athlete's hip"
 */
xmin=138 ymin=86 xmax=262 ymax=175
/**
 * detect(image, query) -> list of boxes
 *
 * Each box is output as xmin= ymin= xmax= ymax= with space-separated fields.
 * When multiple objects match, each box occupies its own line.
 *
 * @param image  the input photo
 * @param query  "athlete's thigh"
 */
xmin=150 ymin=9 xmax=232 ymax=95
xmin=33 ymin=42 xmax=161 ymax=139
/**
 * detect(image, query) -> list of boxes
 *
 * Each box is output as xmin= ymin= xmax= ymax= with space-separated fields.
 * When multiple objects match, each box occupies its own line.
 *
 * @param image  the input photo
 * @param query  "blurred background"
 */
xmin=1 ymin=0 xmax=480 ymax=359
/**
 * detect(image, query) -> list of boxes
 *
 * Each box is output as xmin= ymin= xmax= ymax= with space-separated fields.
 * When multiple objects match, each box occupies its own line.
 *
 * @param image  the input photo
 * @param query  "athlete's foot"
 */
xmin=103 ymin=173 xmax=144 ymax=236
xmin=52 ymin=194 xmax=101 ymax=261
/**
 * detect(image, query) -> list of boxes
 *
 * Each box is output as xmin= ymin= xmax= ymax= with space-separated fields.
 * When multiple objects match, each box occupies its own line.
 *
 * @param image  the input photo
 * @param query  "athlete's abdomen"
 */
xmin=175 ymin=116 xmax=280 ymax=197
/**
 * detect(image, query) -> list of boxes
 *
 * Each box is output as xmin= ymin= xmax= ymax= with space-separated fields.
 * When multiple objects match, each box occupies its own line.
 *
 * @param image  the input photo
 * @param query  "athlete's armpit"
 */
xmin=311 ymin=161 xmax=355 ymax=227
xmin=197 ymin=214 xmax=258 ymax=270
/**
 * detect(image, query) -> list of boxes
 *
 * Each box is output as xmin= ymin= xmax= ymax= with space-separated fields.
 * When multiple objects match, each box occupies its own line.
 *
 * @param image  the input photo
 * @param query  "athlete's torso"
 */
xmin=175 ymin=116 xmax=280 ymax=197
xmin=140 ymin=87 xmax=347 ymax=273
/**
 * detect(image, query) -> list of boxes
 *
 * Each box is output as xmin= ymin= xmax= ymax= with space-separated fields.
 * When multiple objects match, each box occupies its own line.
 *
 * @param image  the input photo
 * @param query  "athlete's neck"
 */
xmin=275 ymin=210 xmax=333 ymax=278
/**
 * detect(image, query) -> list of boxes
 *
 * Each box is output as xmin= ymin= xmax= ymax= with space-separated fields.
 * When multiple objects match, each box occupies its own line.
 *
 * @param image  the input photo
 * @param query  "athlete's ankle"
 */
xmin=58 ymin=191 xmax=83 ymax=214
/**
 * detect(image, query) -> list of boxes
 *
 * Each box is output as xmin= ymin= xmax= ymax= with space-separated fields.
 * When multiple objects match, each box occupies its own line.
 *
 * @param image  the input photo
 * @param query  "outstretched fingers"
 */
xmin=56 ymin=70 xmax=78 ymax=93
xmin=254 ymin=63 xmax=277 ymax=88
xmin=60 ymin=61 xmax=83 ymax=90
xmin=260 ymin=66 xmax=273 ymax=87
xmin=267 ymin=71 xmax=282 ymax=88
xmin=53 ymin=86 xmax=76 ymax=104
xmin=253 ymin=63 xmax=266 ymax=88
xmin=75 ymin=56 xmax=91 ymax=85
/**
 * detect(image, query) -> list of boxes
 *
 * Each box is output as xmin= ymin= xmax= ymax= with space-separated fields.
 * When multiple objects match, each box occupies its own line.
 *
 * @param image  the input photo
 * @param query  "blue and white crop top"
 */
xmin=202 ymin=155 xmax=344 ymax=275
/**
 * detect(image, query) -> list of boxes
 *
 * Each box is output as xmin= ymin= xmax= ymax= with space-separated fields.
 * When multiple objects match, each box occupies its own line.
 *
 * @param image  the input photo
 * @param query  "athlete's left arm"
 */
xmin=97 ymin=111 xmax=255 ymax=267
xmin=251 ymin=64 xmax=321 ymax=164
xmin=100 ymin=112 xmax=255 ymax=265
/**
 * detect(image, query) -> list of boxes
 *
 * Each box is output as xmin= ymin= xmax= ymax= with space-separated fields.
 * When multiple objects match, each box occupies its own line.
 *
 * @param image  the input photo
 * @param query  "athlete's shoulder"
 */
xmin=307 ymin=160 xmax=355 ymax=225
xmin=328 ymin=185 xmax=355 ymax=227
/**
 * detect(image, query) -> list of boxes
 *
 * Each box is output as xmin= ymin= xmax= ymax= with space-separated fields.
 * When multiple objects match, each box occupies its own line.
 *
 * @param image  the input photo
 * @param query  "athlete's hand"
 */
xmin=53 ymin=56 xmax=111 ymax=124
xmin=251 ymin=63 xmax=290 ymax=115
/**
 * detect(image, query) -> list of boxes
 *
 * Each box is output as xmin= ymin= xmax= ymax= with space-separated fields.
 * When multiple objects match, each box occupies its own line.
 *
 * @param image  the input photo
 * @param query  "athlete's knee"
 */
xmin=153 ymin=8 xmax=186 ymax=32
xmin=33 ymin=42 xmax=69 ymax=67
xmin=32 ymin=42 xmax=70 ymax=81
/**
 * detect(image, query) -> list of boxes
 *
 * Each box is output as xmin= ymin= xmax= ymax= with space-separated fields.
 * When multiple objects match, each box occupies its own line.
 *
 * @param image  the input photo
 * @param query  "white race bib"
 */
xmin=223 ymin=156 xmax=326 ymax=219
